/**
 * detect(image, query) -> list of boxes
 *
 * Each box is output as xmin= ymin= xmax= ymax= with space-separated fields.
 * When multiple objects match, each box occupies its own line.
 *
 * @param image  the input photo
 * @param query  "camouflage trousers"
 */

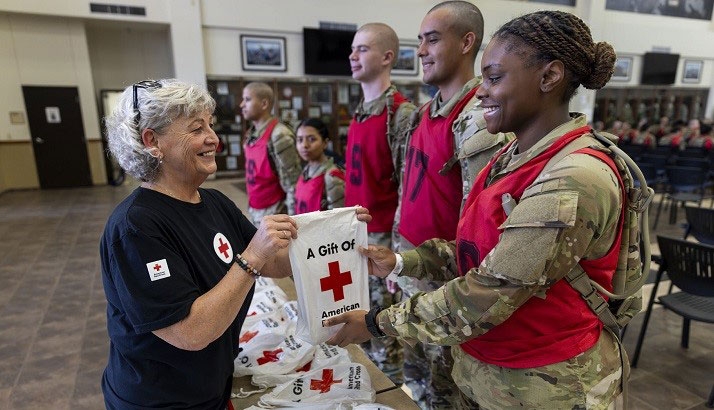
xmin=451 ymin=329 xmax=625 ymax=410
xmin=394 ymin=238 xmax=466 ymax=409
xmin=247 ymin=200 xmax=286 ymax=227
xmin=360 ymin=232 xmax=404 ymax=385
xmin=399 ymin=283 xmax=470 ymax=410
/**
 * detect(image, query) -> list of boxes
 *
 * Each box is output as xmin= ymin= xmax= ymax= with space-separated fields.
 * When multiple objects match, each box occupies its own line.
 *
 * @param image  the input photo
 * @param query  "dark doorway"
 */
xmin=22 ymin=86 xmax=92 ymax=188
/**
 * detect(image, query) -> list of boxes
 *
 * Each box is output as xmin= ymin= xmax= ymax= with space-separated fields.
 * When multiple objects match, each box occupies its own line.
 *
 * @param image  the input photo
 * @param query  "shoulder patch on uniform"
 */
xmin=146 ymin=259 xmax=171 ymax=281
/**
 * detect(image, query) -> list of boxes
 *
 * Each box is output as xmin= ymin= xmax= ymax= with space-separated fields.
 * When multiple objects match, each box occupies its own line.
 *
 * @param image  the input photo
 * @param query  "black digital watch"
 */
xmin=365 ymin=305 xmax=385 ymax=338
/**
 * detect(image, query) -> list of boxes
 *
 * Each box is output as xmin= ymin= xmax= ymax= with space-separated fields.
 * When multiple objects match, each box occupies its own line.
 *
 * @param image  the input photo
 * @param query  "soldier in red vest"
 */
xmin=392 ymin=2 xmax=509 ymax=408
xmin=241 ymin=82 xmax=301 ymax=226
xmin=294 ymin=118 xmax=345 ymax=214
xmin=326 ymin=10 xmax=629 ymax=409
xmin=346 ymin=22 xmax=416 ymax=385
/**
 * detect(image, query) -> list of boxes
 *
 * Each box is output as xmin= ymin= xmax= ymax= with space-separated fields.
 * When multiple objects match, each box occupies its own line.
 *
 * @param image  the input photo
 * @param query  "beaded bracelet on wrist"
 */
xmin=235 ymin=253 xmax=261 ymax=278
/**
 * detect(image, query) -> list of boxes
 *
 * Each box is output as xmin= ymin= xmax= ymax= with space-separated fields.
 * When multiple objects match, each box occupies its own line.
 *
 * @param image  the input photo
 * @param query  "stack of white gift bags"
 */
xmin=233 ymin=208 xmax=378 ymax=408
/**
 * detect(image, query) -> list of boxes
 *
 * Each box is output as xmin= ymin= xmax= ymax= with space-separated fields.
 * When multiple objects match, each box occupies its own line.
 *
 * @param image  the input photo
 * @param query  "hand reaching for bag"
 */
xmin=358 ymin=245 xmax=396 ymax=279
xmin=243 ymin=214 xmax=297 ymax=268
xmin=324 ymin=310 xmax=372 ymax=347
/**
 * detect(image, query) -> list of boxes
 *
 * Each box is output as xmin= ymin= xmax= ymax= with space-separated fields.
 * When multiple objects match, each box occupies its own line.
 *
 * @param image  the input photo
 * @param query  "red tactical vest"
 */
xmin=244 ymin=119 xmax=285 ymax=209
xmin=398 ymin=88 xmax=477 ymax=246
xmin=294 ymin=168 xmax=345 ymax=214
xmin=456 ymin=126 xmax=626 ymax=368
xmin=345 ymin=92 xmax=409 ymax=232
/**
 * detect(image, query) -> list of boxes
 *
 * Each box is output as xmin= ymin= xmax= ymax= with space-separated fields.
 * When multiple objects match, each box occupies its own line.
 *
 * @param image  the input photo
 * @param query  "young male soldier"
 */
xmin=345 ymin=22 xmax=417 ymax=385
xmin=241 ymin=82 xmax=301 ymax=226
xmin=394 ymin=1 xmax=510 ymax=408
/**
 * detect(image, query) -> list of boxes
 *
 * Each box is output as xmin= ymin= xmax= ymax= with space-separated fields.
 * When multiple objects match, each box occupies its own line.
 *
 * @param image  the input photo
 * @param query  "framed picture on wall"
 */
xmin=612 ymin=56 xmax=632 ymax=81
xmin=393 ymin=44 xmax=418 ymax=76
xmin=240 ymin=35 xmax=287 ymax=72
xmin=682 ymin=60 xmax=703 ymax=83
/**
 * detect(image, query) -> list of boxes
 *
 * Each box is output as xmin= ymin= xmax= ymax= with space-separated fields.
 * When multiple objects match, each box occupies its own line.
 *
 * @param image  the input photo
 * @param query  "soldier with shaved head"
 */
xmin=346 ymin=21 xmax=416 ymax=386
xmin=241 ymin=82 xmax=301 ymax=227
xmin=391 ymin=1 xmax=510 ymax=408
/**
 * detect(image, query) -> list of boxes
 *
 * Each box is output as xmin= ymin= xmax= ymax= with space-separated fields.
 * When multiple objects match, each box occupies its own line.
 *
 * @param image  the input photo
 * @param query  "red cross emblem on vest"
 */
xmin=310 ymin=368 xmax=342 ymax=393
xmin=256 ymin=348 xmax=283 ymax=365
xmin=239 ymin=330 xmax=258 ymax=344
xmin=320 ymin=261 xmax=352 ymax=302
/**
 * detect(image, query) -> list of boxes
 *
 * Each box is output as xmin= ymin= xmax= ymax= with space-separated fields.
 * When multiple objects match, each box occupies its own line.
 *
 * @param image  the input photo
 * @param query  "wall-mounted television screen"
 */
xmin=303 ymin=28 xmax=355 ymax=76
xmin=641 ymin=52 xmax=680 ymax=85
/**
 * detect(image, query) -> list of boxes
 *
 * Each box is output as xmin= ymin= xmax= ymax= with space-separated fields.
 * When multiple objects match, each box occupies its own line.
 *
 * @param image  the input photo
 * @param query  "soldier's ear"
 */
xmin=540 ymin=59 xmax=565 ymax=94
xmin=383 ymin=49 xmax=395 ymax=68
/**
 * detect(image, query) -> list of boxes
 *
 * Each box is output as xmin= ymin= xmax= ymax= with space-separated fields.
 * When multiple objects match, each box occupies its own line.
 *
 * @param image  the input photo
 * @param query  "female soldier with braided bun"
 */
xmin=325 ymin=11 xmax=630 ymax=409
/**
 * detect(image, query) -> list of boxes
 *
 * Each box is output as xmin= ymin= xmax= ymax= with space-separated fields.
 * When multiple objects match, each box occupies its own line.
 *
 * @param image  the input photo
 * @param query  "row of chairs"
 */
xmin=629 ymin=205 xmax=714 ymax=408
xmin=621 ymin=144 xmax=714 ymax=165
xmin=630 ymin=149 xmax=714 ymax=230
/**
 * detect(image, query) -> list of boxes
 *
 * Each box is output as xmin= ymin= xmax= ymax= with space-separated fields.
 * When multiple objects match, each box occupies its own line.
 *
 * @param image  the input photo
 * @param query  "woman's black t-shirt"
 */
xmin=100 ymin=187 xmax=257 ymax=409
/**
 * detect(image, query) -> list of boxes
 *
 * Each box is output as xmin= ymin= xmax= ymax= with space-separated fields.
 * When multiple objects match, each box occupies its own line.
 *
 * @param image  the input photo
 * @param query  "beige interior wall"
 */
xmin=0 ymin=142 xmax=40 ymax=190
xmin=88 ymin=140 xmax=108 ymax=185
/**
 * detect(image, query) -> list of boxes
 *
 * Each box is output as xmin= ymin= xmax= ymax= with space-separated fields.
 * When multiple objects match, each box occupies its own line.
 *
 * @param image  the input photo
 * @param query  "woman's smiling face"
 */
xmin=476 ymin=36 xmax=544 ymax=138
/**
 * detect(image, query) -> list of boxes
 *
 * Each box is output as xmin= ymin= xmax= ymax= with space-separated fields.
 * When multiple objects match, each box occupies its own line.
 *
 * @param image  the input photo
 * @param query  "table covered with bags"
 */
xmin=229 ymin=276 xmax=419 ymax=409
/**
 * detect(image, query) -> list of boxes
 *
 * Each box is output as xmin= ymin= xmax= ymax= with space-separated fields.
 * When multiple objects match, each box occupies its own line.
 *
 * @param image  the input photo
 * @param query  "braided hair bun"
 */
xmin=495 ymin=10 xmax=616 ymax=95
xmin=583 ymin=41 xmax=616 ymax=89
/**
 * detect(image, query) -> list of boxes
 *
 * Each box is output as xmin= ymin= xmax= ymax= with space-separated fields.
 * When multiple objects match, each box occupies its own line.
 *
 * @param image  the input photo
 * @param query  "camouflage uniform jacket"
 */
xmin=451 ymin=86 xmax=513 ymax=206
xmin=245 ymin=118 xmax=301 ymax=214
xmin=353 ymin=84 xmax=417 ymax=180
xmin=378 ymin=114 xmax=623 ymax=347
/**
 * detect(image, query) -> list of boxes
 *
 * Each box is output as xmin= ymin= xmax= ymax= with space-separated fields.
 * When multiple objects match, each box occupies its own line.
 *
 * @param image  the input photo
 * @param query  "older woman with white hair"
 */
xmin=100 ymin=79 xmax=370 ymax=409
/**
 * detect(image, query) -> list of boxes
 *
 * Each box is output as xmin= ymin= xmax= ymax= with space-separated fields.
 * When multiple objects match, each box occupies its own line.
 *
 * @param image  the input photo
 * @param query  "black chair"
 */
xmin=621 ymin=144 xmax=644 ymax=162
xmin=678 ymin=147 xmax=707 ymax=159
xmin=653 ymin=166 xmax=709 ymax=229
xmin=684 ymin=205 xmax=714 ymax=245
xmin=675 ymin=157 xmax=710 ymax=172
xmin=652 ymin=145 xmax=677 ymax=159
xmin=640 ymin=153 xmax=670 ymax=179
xmin=630 ymin=236 xmax=714 ymax=407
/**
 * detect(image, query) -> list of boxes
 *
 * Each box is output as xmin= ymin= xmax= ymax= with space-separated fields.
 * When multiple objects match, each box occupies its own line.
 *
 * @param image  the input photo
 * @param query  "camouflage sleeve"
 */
xmin=452 ymin=96 xmax=514 ymax=203
xmin=389 ymin=102 xmax=417 ymax=177
xmin=399 ymin=238 xmax=459 ymax=281
xmin=391 ymin=107 xmax=424 ymax=249
xmin=378 ymin=153 xmax=622 ymax=345
xmin=269 ymin=124 xmax=301 ymax=215
xmin=323 ymin=169 xmax=345 ymax=210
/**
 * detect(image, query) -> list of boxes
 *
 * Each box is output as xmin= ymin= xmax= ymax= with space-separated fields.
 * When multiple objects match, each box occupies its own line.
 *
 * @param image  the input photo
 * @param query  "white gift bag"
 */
xmin=243 ymin=286 xmax=289 ymax=328
xmin=256 ymin=363 xmax=375 ymax=408
xmin=282 ymin=301 xmax=300 ymax=325
xmin=252 ymin=343 xmax=352 ymax=388
xmin=234 ymin=334 xmax=315 ymax=377
xmin=289 ymin=207 xmax=370 ymax=344
xmin=237 ymin=315 xmax=291 ymax=353
xmin=254 ymin=276 xmax=276 ymax=290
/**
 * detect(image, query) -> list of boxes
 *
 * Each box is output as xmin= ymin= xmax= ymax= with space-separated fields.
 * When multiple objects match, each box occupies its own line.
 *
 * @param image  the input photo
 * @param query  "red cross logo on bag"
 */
xmin=320 ymin=261 xmax=352 ymax=302
xmin=310 ymin=368 xmax=342 ymax=393
xmin=256 ymin=348 xmax=283 ymax=365
xmin=239 ymin=330 xmax=258 ymax=343
xmin=295 ymin=361 xmax=312 ymax=373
